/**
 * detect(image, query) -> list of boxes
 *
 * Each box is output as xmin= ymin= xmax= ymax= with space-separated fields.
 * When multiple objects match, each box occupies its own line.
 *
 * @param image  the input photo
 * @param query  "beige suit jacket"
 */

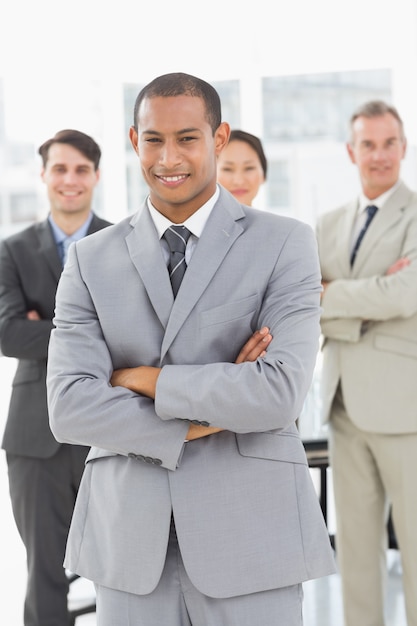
xmin=317 ymin=181 xmax=417 ymax=433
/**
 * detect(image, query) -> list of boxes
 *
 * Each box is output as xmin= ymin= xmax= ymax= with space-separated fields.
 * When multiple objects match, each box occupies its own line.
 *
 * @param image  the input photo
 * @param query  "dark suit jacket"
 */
xmin=0 ymin=214 xmax=111 ymax=458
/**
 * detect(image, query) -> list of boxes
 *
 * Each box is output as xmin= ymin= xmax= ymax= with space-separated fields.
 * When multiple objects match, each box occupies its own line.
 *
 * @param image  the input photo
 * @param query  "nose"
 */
xmin=230 ymin=169 xmax=245 ymax=184
xmin=62 ymin=170 xmax=78 ymax=184
xmin=371 ymin=147 xmax=389 ymax=160
xmin=158 ymin=140 xmax=182 ymax=169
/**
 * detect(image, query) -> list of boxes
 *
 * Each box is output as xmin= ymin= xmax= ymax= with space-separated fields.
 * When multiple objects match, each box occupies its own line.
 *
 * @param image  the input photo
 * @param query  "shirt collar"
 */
xmin=147 ymin=186 xmax=220 ymax=239
xmin=48 ymin=212 xmax=93 ymax=244
xmin=358 ymin=180 xmax=402 ymax=214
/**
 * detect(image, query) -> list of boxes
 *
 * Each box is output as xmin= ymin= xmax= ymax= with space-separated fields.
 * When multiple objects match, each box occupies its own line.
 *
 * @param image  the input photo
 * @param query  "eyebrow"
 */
xmin=360 ymin=136 xmax=399 ymax=143
xmin=141 ymin=127 xmax=201 ymax=136
xmin=51 ymin=162 xmax=93 ymax=168
xmin=221 ymin=158 xmax=258 ymax=164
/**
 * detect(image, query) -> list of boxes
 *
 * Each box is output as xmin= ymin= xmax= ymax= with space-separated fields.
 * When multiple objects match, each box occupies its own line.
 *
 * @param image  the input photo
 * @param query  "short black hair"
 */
xmin=132 ymin=72 xmax=222 ymax=135
xmin=38 ymin=129 xmax=101 ymax=170
xmin=228 ymin=130 xmax=268 ymax=179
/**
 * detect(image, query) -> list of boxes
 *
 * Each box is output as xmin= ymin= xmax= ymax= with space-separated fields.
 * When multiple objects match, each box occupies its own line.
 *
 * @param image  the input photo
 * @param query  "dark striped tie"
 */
xmin=163 ymin=225 xmax=191 ymax=297
xmin=350 ymin=205 xmax=378 ymax=267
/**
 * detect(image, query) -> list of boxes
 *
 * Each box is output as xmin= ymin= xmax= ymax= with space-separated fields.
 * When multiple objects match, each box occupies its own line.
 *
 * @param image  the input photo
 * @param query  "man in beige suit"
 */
xmin=316 ymin=100 xmax=417 ymax=626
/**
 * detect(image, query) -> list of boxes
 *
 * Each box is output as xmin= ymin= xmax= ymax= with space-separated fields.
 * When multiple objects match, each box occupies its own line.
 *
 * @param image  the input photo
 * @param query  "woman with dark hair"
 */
xmin=217 ymin=129 xmax=267 ymax=207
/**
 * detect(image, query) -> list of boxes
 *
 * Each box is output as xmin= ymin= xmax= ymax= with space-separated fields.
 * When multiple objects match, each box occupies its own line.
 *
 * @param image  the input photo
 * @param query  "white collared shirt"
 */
xmin=147 ymin=186 xmax=220 ymax=265
xmin=350 ymin=180 xmax=401 ymax=251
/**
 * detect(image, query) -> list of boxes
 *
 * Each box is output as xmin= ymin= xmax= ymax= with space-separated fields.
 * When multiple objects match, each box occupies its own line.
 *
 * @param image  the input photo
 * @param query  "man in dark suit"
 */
xmin=0 ymin=129 xmax=111 ymax=626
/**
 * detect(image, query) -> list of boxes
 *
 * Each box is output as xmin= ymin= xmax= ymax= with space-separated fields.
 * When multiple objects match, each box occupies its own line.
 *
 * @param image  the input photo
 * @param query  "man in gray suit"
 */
xmin=0 ymin=129 xmax=111 ymax=625
xmin=47 ymin=73 xmax=335 ymax=625
xmin=317 ymin=101 xmax=417 ymax=626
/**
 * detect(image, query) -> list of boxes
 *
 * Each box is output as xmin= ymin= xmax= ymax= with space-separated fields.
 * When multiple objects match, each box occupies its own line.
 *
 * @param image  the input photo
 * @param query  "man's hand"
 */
xmin=27 ymin=310 xmax=41 ymax=320
xmin=185 ymin=327 xmax=272 ymax=441
xmin=386 ymin=257 xmax=410 ymax=275
xmin=110 ymin=327 xmax=272 ymax=441
xmin=235 ymin=326 xmax=272 ymax=363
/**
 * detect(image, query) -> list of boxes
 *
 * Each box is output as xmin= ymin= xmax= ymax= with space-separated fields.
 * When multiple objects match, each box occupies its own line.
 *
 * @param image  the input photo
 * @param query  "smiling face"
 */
xmin=129 ymin=94 xmax=230 ymax=223
xmin=347 ymin=113 xmax=406 ymax=199
xmin=41 ymin=143 xmax=100 ymax=219
xmin=217 ymin=139 xmax=265 ymax=206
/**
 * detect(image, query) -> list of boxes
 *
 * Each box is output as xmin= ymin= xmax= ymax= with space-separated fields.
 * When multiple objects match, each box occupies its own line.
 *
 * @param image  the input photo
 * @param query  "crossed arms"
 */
xmin=110 ymin=327 xmax=272 ymax=441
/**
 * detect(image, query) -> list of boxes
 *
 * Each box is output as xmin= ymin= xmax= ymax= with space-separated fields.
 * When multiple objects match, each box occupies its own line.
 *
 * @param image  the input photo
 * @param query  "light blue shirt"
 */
xmin=48 ymin=213 xmax=94 ymax=264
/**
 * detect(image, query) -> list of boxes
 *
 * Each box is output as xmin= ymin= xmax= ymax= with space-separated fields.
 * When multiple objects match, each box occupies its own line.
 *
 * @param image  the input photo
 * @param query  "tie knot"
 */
xmin=366 ymin=204 xmax=378 ymax=219
xmin=163 ymin=225 xmax=191 ymax=253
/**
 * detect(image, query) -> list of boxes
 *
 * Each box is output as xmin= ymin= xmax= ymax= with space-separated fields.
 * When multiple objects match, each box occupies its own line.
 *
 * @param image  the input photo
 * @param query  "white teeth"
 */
xmin=161 ymin=175 xmax=186 ymax=182
xmin=62 ymin=191 xmax=79 ymax=196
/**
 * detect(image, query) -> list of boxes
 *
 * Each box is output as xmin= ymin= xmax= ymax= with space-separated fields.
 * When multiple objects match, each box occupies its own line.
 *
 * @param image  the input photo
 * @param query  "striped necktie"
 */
xmin=163 ymin=225 xmax=191 ymax=297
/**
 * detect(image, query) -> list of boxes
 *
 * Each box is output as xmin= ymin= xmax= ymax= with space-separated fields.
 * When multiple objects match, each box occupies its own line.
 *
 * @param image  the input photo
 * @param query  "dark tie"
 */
xmin=350 ymin=205 xmax=378 ymax=267
xmin=163 ymin=225 xmax=191 ymax=297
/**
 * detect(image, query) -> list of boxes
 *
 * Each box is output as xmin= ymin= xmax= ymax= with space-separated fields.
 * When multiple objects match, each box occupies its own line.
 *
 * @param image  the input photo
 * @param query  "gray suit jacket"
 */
xmin=0 ymin=214 xmax=112 ymax=457
xmin=47 ymin=188 xmax=335 ymax=597
xmin=317 ymin=181 xmax=417 ymax=432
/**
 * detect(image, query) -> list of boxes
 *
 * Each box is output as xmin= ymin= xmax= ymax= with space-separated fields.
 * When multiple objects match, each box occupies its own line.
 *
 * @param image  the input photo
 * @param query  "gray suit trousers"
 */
xmin=96 ymin=520 xmax=304 ymax=626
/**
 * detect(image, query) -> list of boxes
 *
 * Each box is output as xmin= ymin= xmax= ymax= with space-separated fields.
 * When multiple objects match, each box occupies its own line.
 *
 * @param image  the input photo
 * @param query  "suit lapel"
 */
xmin=126 ymin=192 xmax=245 ymax=359
xmin=352 ymin=182 xmax=411 ymax=274
xmin=161 ymin=191 xmax=245 ymax=359
xmin=337 ymin=199 xmax=358 ymax=276
xmin=126 ymin=205 xmax=174 ymax=330
xmin=87 ymin=214 xmax=111 ymax=235
xmin=36 ymin=214 xmax=110 ymax=284
xmin=36 ymin=220 xmax=62 ymax=282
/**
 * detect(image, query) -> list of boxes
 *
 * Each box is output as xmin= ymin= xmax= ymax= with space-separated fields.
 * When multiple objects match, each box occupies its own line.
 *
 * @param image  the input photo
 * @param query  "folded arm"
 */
xmin=110 ymin=327 xmax=272 ymax=441
xmin=321 ymin=255 xmax=416 ymax=331
xmin=0 ymin=242 xmax=53 ymax=359
xmin=47 ymin=221 xmax=321 ymax=467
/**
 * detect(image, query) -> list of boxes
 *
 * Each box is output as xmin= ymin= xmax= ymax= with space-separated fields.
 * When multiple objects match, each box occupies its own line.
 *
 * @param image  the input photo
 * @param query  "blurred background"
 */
xmin=1 ymin=0 xmax=417 ymax=237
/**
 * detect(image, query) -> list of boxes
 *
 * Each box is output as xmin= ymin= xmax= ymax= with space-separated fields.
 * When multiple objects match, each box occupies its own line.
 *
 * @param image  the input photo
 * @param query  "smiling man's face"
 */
xmin=41 ymin=143 xmax=100 ymax=217
xmin=129 ymin=94 xmax=230 ymax=224
xmin=347 ymin=113 xmax=406 ymax=199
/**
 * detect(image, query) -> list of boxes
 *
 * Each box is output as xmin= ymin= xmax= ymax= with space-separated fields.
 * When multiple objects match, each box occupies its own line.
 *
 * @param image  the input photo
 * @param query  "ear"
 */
xmin=401 ymin=138 xmax=407 ymax=159
xmin=40 ymin=168 xmax=46 ymax=183
xmin=129 ymin=126 xmax=139 ymax=155
xmin=215 ymin=122 xmax=231 ymax=156
xmin=346 ymin=142 xmax=356 ymax=165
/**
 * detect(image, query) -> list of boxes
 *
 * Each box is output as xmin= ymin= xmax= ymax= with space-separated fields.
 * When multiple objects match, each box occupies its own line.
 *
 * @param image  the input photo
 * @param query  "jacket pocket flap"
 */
xmin=236 ymin=432 xmax=308 ymax=465
xmin=374 ymin=333 xmax=417 ymax=359
xmin=200 ymin=294 xmax=258 ymax=328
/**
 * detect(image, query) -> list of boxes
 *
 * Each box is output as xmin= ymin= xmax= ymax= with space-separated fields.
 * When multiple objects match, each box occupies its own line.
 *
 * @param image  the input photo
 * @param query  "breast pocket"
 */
xmin=199 ymin=293 xmax=258 ymax=328
xmin=199 ymin=294 xmax=259 ymax=360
